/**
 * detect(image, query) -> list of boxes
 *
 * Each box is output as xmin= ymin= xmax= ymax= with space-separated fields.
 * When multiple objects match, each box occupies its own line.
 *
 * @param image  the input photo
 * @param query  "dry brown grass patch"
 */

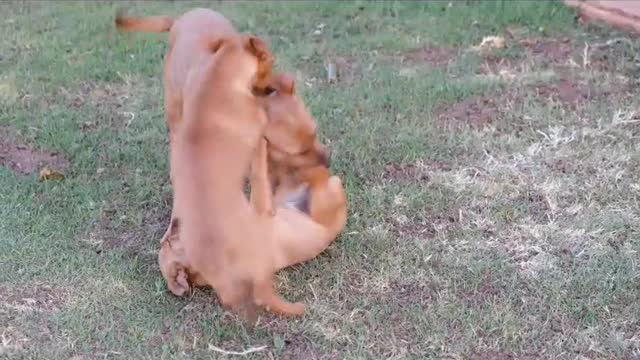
xmin=81 ymin=197 xmax=170 ymax=255
xmin=0 ymin=284 xmax=67 ymax=314
xmin=381 ymin=160 xmax=451 ymax=183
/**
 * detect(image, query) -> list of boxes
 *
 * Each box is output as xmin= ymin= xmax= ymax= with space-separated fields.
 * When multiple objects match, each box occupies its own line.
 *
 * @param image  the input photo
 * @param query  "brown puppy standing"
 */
xmin=116 ymin=9 xmax=341 ymax=311
xmin=115 ymin=9 xmax=328 ymax=253
xmin=173 ymin=35 xmax=304 ymax=316
xmin=115 ymin=8 xmax=271 ymax=253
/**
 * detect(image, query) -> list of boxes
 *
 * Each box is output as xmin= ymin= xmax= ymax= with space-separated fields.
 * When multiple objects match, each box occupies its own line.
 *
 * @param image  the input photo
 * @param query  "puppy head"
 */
xmin=205 ymin=36 xmax=273 ymax=93
xmin=262 ymin=74 xmax=330 ymax=168
xmin=241 ymin=35 xmax=275 ymax=93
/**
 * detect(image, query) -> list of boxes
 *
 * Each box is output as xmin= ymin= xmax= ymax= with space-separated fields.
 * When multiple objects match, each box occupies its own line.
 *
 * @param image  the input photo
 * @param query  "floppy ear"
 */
xmin=244 ymin=36 xmax=272 ymax=62
xmin=207 ymin=38 xmax=227 ymax=53
xmin=273 ymin=73 xmax=296 ymax=95
xmin=245 ymin=35 xmax=275 ymax=93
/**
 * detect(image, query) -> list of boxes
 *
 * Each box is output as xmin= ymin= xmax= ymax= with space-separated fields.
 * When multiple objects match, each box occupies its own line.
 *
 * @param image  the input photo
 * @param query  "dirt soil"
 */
xmin=437 ymin=76 xmax=607 ymax=129
xmin=402 ymin=45 xmax=458 ymax=67
xmin=481 ymin=38 xmax=575 ymax=74
xmin=0 ymin=128 xmax=70 ymax=176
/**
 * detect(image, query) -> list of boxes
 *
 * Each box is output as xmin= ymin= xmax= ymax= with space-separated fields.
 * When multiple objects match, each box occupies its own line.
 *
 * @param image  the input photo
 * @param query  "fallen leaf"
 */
xmin=472 ymin=36 xmax=506 ymax=52
xmin=39 ymin=167 xmax=65 ymax=181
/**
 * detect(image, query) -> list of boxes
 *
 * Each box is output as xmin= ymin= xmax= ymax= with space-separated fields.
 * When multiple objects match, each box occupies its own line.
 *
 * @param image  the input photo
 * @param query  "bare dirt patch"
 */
xmin=481 ymin=36 xmax=640 ymax=76
xmin=436 ymin=75 xmax=611 ymax=128
xmin=388 ymin=215 xmax=435 ymax=240
xmin=279 ymin=339 xmax=329 ymax=360
xmin=381 ymin=160 xmax=451 ymax=182
xmin=106 ymin=210 xmax=168 ymax=251
xmin=397 ymin=45 xmax=458 ymax=67
xmin=0 ymin=127 xmax=70 ymax=176
xmin=388 ymin=209 xmax=459 ymax=242
xmin=533 ymin=77 xmax=594 ymax=109
xmin=0 ymin=284 xmax=66 ymax=314
xmin=59 ymin=81 xmax=133 ymax=110
xmin=519 ymin=191 xmax=552 ymax=224
xmin=387 ymin=279 xmax=437 ymax=306
xmin=524 ymin=38 xmax=575 ymax=63
xmin=463 ymin=272 xmax=501 ymax=307
xmin=83 ymin=199 xmax=170 ymax=256
xmin=437 ymin=95 xmax=500 ymax=129
xmin=334 ymin=55 xmax=362 ymax=85
xmin=55 ymin=81 xmax=147 ymax=133
xmin=259 ymin=322 xmax=327 ymax=360
xmin=0 ymin=284 xmax=65 ymax=357
xmin=480 ymin=38 xmax=575 ymax=74
xmin=469 ymin=350 xmax=539 ymax=360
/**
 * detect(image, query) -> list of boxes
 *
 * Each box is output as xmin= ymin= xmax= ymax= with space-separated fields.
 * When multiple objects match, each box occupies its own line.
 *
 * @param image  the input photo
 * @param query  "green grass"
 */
xmin=1 ymin=1 xmax=640 ymax=358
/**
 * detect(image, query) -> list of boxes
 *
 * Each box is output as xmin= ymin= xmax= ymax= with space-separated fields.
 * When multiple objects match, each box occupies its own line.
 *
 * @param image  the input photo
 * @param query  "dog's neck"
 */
xmin=211 ymin=48 xmax=258 ymax=94
xmin=229 ymin=76 xmax=255 ymax=98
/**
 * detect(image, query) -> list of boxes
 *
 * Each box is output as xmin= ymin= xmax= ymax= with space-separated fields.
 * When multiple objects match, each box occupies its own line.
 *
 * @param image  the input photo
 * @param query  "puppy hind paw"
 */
xmin=167 ymin=270 xmax=191 ymax=297
xmin=288 ymin=302 xmax=306 ymax=316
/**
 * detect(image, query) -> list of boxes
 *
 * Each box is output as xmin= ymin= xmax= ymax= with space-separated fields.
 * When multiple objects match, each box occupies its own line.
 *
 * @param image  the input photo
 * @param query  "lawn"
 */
xmin=1 ymin=1 xmax=640 ymax=359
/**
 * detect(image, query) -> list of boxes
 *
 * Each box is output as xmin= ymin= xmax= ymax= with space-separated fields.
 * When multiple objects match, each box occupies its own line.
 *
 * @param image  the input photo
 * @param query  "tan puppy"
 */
xmin=159 ymin=77 xmax=347 ymax=299
xmin=257 ymin=75 xmax=348 ymax=269
xmin=159 ymin=74 xmax=332 ymax=297
xmin=173 ymin=34 xmax=304 ymax=316
xmin=115 ymin=9 xmax=329 ymax=250
xmin=115 ymin=8 xmax=271 ymax=247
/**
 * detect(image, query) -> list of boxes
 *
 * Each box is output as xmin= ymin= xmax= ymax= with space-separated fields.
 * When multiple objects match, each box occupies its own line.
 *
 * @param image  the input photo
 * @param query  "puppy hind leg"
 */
xmin=163 ymin=92 xmax=183 ymax=245
xmin=252 ymin=277 xmax=305 ymax=317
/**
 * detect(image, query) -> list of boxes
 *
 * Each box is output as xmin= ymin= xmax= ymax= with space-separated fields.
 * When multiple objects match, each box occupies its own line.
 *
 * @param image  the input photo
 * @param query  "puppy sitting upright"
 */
xmin=159 ymin=75 xmax=347 ymax=299
xmin=173 ymin=36 xmax=304 ymax=317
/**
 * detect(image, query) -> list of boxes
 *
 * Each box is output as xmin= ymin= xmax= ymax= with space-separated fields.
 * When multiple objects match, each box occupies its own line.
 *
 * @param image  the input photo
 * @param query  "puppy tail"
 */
xmin=115 ymin=10 xmax=173 ymax=33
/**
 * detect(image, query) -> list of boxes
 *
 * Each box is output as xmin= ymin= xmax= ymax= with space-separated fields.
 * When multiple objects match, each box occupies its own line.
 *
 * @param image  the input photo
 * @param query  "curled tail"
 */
xmin=115 ymin=11 xmax=174 ymax=33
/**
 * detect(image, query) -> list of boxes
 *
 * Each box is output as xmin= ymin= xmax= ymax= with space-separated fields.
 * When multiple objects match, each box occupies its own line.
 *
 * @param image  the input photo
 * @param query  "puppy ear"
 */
xmin=244 ymin=36 xmax=272 ymax=62
xmin=273 ymin=73 xmax=296 ymax=95
xmin=207 ymin=38 xmax=227 ymax=53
